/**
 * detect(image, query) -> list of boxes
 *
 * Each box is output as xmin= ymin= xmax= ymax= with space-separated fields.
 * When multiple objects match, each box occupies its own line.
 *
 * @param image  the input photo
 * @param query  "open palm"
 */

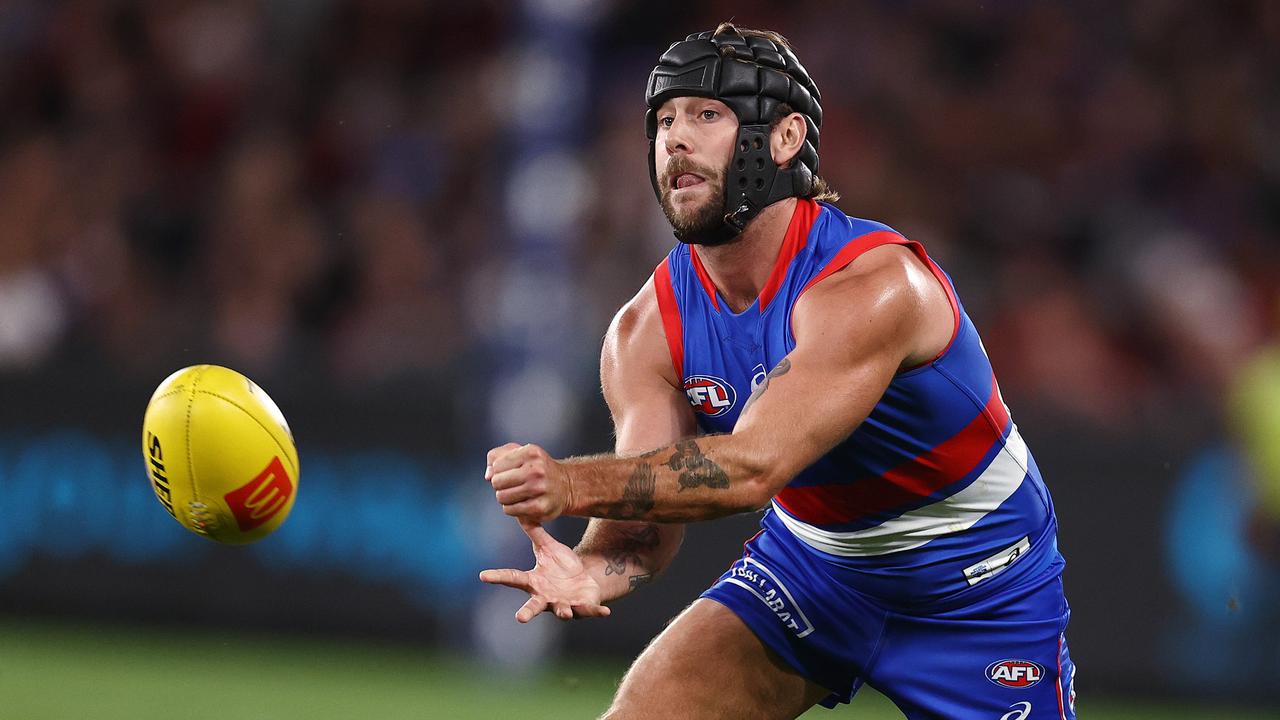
xmin=479 ymin=521 xmax=610 ymax=622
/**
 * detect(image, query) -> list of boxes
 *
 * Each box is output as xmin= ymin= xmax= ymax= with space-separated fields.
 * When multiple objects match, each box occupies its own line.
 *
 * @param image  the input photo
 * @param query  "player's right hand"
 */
xmin=479 ymin=520 xmax=611 ymax=623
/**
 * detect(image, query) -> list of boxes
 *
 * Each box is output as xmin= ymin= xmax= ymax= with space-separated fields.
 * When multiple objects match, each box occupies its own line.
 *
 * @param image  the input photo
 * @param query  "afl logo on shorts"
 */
xmin=683 ymin=375 xmax=736 ymax=417
xmin=986 ymin=659 xmax=1045 ymax=689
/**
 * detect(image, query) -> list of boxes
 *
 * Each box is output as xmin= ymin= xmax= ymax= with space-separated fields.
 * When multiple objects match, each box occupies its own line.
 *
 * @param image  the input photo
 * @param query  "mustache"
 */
xmin=659 ymin=156 xmax=721 ymax=190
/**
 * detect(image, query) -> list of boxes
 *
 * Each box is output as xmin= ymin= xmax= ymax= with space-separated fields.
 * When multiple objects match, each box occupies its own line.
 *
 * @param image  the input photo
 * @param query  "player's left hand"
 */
xmin=479 ymin=520 xmax=609 ymax=622
xmin=486 ymin=442 xmax=571 ymax=524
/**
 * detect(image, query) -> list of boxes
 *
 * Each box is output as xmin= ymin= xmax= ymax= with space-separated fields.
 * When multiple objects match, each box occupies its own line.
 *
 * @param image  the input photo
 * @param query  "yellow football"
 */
xmin=142 ymin=365 xmax=299 ymax=544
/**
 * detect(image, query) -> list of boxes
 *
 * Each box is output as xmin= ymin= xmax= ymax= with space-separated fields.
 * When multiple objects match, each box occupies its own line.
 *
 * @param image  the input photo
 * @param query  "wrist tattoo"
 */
xmin=665 ymin=439 xmax=730 ymax=492
xmin=603 ymin=524 xmax=661 ymax=578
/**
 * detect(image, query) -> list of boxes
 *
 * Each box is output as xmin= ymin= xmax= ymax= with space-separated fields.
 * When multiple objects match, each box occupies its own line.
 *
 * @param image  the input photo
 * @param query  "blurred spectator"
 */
xmin=330 ymin=194 xmax=460 ymax=384
xmin=0 ymin=134 xmax=68 ymax=368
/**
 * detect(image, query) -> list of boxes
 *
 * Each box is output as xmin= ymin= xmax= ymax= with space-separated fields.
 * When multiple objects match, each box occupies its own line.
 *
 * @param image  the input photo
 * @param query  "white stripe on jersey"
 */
xmin=772 ymin=425 xmax=1032 ymax=557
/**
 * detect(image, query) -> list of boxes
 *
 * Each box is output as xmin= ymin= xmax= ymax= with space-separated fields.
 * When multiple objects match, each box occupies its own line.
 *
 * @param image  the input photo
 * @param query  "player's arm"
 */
xmin=479 ymin=278 xmax=694 ymax=619
xmin=488 ymin=244 xmax=954 ymax=523
xmin=574 ymin=279 xmax=696 ymax=601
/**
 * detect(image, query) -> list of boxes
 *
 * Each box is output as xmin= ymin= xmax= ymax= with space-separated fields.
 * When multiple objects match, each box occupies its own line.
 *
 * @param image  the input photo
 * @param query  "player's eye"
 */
xmin=658 ymin=116 xmax=674 ymax=128
xmin=700 ymin=109 xmax=719 ymax=121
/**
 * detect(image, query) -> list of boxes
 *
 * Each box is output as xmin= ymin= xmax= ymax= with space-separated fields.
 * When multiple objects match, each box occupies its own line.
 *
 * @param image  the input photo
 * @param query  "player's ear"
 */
xmin=770 ymin=112 xmax=806 ymax=169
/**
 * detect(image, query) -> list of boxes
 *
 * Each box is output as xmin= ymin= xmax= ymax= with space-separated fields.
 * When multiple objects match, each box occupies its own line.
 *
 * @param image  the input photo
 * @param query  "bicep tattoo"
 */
xmin=742 ymin=356 xmax=791 ymax=415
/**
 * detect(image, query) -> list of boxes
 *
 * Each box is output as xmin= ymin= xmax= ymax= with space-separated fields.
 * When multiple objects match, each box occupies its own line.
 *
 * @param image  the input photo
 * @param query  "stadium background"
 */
xmin=1 ymin=0 xmax=1278 ymax=717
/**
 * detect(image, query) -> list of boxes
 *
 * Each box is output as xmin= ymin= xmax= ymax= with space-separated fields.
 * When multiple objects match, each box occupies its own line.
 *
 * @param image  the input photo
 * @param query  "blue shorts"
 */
xmin=701 ymin=526 xmax=1076 ymax=718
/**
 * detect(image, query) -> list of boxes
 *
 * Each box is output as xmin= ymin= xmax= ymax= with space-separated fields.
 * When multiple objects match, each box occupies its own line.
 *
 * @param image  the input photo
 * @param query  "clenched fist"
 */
xmin=486 ymin=442 xmax=572 ymax=524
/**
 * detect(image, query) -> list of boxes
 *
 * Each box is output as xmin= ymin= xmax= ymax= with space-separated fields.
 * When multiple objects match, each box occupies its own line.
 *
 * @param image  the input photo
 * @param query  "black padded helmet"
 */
xmin=646 ymin=25 xmax=823 ymax=244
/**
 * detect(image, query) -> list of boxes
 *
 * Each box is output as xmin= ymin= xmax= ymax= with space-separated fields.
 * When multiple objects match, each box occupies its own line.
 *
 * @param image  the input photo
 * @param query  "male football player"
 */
xmin=482 ymin=23 xmax=1076 ymax=720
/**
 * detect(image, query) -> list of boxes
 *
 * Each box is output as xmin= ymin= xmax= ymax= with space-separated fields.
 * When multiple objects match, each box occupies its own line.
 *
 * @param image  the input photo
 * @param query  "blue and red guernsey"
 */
xmin=653 ymin=199 xmax=1062 ymax=606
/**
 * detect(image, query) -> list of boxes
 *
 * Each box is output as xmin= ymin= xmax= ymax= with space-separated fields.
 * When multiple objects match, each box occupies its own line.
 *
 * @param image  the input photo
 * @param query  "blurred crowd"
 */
xmin=0 ymin=0 xmax=507 ymax=388
xmin=1 ymin=0 xmax=1277 ymax=439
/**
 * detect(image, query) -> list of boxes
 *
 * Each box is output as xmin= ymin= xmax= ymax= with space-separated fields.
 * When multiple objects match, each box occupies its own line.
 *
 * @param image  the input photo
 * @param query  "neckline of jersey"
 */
xmin=687 ymin=198 xmax=821 ymax=317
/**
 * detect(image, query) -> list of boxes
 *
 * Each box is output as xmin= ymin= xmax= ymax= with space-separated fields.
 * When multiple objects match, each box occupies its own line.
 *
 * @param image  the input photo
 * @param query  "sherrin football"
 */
xmin=142 ymin=365 xmax=299 ymax=544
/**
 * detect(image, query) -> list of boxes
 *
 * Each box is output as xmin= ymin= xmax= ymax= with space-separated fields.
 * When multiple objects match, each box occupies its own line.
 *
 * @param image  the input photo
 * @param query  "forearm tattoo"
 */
xmin=665 ymin=439 xmax=730 ymax=492
xmin=742 ymin=356 xmax=791 ymax=415
xmin=600 ymin=440 xmax=730 ymax=519
xmin=601 ymin=464 xmax=657 ymax=519
xmin=602 ymin=524 xmax=661 ymax=592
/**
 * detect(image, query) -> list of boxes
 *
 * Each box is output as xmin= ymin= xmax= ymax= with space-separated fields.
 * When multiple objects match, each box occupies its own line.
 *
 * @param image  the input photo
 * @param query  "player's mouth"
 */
xmin=671 ymin=173 xmax=706 ymax=190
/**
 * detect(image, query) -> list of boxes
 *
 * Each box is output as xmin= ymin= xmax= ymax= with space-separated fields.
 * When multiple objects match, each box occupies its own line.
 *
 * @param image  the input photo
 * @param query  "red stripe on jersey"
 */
xmin=774 ymin=374 xmax=1012 ymax=526
xmin=652 ymin=258 xmax=685 ymax=379
xmin=1056 ymin=633 xmax=1067 ymax=720
xmin=796 ymin=230 xmax=907 ymax=299
xmin=686 ymin=245 xmax=720 ymax=311
xmin=758 ymin=198 xmax=820 ymax=311
xmin=791 ymin=232 xmax=962 ymax=371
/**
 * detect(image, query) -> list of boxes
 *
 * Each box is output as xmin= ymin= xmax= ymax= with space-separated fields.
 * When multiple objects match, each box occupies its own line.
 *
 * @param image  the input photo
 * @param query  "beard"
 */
xmin=657 ymin=156 xmax=731 ymax=245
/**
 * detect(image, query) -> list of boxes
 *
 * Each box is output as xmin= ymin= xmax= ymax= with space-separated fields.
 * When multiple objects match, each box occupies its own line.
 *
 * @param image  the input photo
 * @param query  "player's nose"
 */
xmin=663 ymin=115 xmax=694 ymax=157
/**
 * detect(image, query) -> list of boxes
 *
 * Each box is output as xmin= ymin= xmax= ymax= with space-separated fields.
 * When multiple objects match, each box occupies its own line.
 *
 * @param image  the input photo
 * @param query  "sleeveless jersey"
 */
xmin=653 ymin=199 xmax=1062 ymax=607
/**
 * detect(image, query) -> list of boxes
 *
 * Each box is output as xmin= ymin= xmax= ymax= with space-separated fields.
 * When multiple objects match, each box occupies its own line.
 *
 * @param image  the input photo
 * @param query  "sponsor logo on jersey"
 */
xmin=987 ymin=659 xmax=1045 ymax=689
xmin=224 ymin=456 xmax=293 ymax=532
xmin=1000 ymin=701 xmax=1032 ymax=720
xmin=683 ymin=375 xmax=736 ymax=417
xmin=964 ymin=536 xmax=1030 ymax=586
xmin=723 ymin=557 xmax=814 ymax=638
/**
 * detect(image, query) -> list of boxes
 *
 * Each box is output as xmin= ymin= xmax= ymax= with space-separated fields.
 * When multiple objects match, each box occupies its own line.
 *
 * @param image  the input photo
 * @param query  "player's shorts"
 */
xmin=701 ymin=524 xmax=1076 ymax=719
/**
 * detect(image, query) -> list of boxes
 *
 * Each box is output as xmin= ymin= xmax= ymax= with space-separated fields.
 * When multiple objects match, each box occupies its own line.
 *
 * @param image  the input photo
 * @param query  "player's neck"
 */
xmin=693 ymin=198 xmax=796 ymax=313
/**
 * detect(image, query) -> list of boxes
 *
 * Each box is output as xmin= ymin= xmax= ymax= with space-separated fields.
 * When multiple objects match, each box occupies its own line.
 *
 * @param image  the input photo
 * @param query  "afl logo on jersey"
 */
xmin=683 ymin=375 xmax=736 ymax=417
xmin=986 ymin=659 xmax=1045 ymax=689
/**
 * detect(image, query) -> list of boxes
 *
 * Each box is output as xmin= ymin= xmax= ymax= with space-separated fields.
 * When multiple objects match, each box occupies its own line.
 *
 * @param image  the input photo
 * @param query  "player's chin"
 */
xmin=663 ymin=193 xmax=716 ymax=228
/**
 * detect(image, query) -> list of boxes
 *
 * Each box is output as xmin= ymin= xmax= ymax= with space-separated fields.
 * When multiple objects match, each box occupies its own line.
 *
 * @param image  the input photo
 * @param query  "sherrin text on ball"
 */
xmin=142 ymin=365 xmax=299 ymax=544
